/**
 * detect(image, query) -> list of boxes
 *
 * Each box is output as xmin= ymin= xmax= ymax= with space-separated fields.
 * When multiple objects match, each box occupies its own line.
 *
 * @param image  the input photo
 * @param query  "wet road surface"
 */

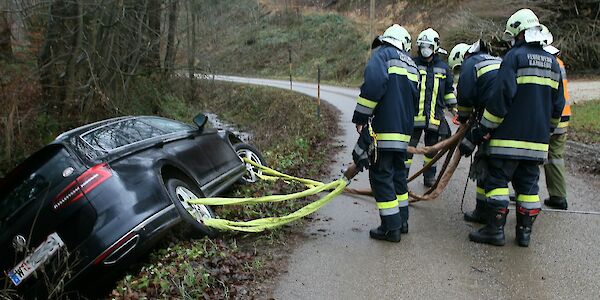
xmin=215 ymin=75 xmax=600 ymax=299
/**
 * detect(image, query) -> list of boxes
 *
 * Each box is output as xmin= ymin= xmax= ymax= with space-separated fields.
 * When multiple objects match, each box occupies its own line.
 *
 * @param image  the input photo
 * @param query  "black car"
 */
xmin=0 ymin=113 xmax=264 ymax=296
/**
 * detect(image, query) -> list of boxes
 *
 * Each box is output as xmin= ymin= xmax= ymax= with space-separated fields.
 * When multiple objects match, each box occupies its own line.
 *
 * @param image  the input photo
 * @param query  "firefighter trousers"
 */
xmin=484 ymin=158 xmax=542 ymax=210
xmin=369 ymin=151 xmax=408 ymax=230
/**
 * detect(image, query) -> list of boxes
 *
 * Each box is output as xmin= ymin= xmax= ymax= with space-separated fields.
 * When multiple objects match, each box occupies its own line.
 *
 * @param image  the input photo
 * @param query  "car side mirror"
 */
xmin=193 ymin=113 xmax=208 ymax=130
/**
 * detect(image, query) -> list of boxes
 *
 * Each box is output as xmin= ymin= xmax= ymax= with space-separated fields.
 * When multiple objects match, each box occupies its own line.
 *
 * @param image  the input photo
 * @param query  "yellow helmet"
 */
xmin=448 ymin=43 xmax=471 ymax=70
xmin=503 ymin=8 xmax=540 ymax=41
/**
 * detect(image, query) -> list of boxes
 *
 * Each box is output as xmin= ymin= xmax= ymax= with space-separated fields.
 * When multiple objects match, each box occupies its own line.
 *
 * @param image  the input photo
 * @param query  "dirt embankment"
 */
xmin=566 ymin=141 xmax=600 ymax=175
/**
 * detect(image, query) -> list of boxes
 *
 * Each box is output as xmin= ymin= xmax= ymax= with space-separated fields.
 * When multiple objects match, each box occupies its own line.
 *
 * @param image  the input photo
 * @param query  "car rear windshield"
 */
xmin=0 ymin=145 xmax=76 ymax=231
xmin=79 ymin=117 xmax=193 ymax=152
xmin=81 ymin=118 xmax=166 ymax=151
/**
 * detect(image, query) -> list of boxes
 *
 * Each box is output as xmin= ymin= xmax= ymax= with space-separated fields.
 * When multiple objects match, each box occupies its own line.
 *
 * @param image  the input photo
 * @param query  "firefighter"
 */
xmin=541 ymin=25 xmax=571 ymax=210
xmin=408 ymin=28 xmax=456 ymax=187
xmin=449 ymin=40 xmax=502 ymax=224
xmin=460 ymin=9 xmax=565 ymax=247
xmin=352 ymin=24 xmax=419 ymax=242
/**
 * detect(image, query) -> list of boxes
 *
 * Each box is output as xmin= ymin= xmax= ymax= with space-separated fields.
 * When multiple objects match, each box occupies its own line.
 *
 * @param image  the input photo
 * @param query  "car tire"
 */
xmin=166 ymin=178 xmax=217 ymax=237
xmin=234 ymin=143 xmax=266 ymax=184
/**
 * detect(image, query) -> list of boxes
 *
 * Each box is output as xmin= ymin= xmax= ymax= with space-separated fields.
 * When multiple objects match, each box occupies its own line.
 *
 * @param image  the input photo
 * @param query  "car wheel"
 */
xmin=234 ymin=143 xmax=265 ymax=184
xmin=166 ymin=178 xmax=216 ymax=237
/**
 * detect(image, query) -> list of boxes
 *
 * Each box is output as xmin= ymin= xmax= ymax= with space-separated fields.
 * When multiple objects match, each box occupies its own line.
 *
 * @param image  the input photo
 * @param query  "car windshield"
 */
xmin=0 ymin=145 xmax=74 ymax=231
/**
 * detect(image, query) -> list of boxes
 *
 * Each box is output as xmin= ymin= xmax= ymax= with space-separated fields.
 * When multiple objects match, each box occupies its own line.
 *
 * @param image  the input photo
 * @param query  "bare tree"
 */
xmin=0 ymin=9 xmax=12 ymax=59
xmin=164 ymin=0 xmax=179 ymax=73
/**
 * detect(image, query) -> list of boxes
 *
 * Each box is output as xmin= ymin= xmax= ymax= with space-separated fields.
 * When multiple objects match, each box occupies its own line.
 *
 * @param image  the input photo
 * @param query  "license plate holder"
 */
xmin=7 ymin=232 xmax=65 ymax=286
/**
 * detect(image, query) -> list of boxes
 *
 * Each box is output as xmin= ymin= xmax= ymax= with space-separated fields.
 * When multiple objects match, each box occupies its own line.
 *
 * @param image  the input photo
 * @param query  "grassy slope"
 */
xmin=194 ymin=0 xmax=598 ymax=82
xmin=569 ymin=100 xmax=600 ymax=144
xmin=195 ymin=1 xmax=369 ymax=84
xmin=109 ymin=80 xmax=340 ymax=299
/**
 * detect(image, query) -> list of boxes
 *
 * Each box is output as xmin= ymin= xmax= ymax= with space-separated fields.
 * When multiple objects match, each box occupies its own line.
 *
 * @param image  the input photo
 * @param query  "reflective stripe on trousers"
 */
xmin=516 ymin=194 xmax=542 ymax=209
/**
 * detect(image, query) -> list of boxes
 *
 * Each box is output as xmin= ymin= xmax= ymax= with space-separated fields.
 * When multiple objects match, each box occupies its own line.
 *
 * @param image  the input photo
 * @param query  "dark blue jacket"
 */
xmin=413 ymin=55 xmax=456 ymax=131
xmin=456 ymin=52 xmax=502 ymax=120
xmin=480 ymin=41 xmax=565 ymax=161
xmin=352 ymin=44 xmax=419 ymax=152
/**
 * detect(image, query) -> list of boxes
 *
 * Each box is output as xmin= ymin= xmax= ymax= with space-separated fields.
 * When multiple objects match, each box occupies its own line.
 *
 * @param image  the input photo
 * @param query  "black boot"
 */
xmin=516 ymin=206 xmax=540 ymax=247
xmin=544 ymin=196 xmax=567 ymax=210
xmin=400 ymin=206 xmax=409 ymax=234
xmin=424 ymin=176 xmax=436 ymax=188
xmin=369 ymin=226 xmax=401 ymax=242
xmin=464 ymin=199 xmax=486 ymax=224
xmin=469 ymin=206 xmax=508 ymax=246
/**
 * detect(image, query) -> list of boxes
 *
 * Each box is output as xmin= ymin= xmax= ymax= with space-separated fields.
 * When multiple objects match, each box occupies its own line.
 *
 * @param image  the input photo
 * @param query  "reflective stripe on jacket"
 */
xmin=456 ymin=52 xmax=502 ymax=120
xmin=413 ymin=55 xmax=455 ymax=131
xmin=352 ymin=44 xmax=419 ymax=152
xmin=481 ymin=40 xmax=565 ymax=161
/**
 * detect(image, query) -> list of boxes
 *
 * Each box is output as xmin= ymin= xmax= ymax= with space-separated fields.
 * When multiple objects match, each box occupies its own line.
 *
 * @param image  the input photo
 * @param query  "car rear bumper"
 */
xmin=68 ymin=204 xmax=180 ymax=286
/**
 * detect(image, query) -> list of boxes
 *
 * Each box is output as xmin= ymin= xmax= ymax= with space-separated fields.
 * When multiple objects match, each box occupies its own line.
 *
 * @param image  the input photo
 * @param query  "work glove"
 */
xmin=352 ymin=144 xmax=370 ymax=171
xmin=457 ymin=114 xmax=470 ymax=125
xmin=459 ymin=124 xmax=489 ymax=157
xmin=452 ymin=115 xmax=460 ymax=126
xmin=352 ymin=125 xmax=373 ymax=171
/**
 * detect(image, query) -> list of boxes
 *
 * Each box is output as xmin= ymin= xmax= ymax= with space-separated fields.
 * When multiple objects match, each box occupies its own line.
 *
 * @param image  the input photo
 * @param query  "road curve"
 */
xmin=214 ymin=75 xmax=600 ymax=299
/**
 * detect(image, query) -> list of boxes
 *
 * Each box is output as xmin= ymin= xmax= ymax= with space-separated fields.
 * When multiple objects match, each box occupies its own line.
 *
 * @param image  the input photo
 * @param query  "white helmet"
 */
xmin=503 ymin=8 xmax=541 ymax=41
xmin=417 ymin=28 xmax=441 ymax=52
xmin=448 ymin=43 xmax=471 ymax=70
xmin=540 ymin=24 xmax=554 ymax=46
xmin=540 ymin=24 xmax=560 ymax=55
xmin=380 ymin=24 xmax=412 ymax=52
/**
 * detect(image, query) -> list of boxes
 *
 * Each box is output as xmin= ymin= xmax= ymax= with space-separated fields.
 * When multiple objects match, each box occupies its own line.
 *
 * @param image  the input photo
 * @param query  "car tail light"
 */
xmin=52 ymin=163 xmax=112 ymax=210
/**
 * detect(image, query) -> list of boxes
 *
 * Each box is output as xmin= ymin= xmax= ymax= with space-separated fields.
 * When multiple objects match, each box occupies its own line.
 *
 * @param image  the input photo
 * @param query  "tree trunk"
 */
xmin=38 ymin=0 xmax=69 ymax=114
xmin=63 ymin=0 xmax=85 ymax=107
xmin=164 ymin=0 xmax=178 ymax=73
xmin=0 ymin=10 xmax=12 ymax=60
xmin=144 ymin=0 xmax=161 ymax=70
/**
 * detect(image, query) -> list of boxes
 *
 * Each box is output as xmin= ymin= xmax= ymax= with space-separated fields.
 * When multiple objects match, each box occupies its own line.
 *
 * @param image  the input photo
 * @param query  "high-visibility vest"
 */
xmin=556 ymin=58 xmax=570 ymax=134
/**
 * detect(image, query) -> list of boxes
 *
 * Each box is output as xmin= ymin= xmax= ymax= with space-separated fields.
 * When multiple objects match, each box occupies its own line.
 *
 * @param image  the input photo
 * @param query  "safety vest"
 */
xmin=352 ymin=44 xmax=419 ymax=152
xmin=554 ymin=58 xmax=570 ymax=135
xmin=480 ymin=41 xmax=565 ymax=161
xmin=413 ymin=55 xmax=456 ymax=132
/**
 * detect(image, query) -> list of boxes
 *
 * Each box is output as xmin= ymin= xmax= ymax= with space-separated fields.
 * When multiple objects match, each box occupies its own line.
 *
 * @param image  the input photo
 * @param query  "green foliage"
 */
xmin=112 ymin=238 xmax=252 ymax=299
xmin=570 ymin=100 xmax=600 ymax=144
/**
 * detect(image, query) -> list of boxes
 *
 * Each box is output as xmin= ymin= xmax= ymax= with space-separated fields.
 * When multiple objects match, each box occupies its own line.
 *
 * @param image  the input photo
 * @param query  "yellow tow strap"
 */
xmin=187 ymin=158 xmax=348 ymax=232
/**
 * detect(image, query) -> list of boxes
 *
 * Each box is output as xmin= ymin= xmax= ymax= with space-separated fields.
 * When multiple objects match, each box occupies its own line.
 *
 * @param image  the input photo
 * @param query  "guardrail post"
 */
xmin=317 ymin=66 xmax=321 ymax=119
xmin=288 ymin=47 xmax=293 ymax=90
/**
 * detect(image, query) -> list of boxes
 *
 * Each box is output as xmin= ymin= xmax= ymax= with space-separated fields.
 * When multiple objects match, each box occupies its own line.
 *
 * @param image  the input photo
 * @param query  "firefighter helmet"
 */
xmin=448 ymin=43 xmax=471 ymax=70
xmin=380 ymin=24 xmax=412 ymax=52
xmin=503 ymin=8 xmax=540 ymax=41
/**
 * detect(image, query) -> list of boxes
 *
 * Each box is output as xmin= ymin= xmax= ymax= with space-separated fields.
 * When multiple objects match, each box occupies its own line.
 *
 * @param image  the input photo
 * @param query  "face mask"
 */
xmin=509 ymin=39 xmax=515 ymax=47
xmin=420 ymin=46 xmax=434 ymax=58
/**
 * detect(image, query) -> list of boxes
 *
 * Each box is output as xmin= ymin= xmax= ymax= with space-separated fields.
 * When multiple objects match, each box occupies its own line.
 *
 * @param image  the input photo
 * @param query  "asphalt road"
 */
xmin=215 ymin=75 xmax=600 ymax=299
